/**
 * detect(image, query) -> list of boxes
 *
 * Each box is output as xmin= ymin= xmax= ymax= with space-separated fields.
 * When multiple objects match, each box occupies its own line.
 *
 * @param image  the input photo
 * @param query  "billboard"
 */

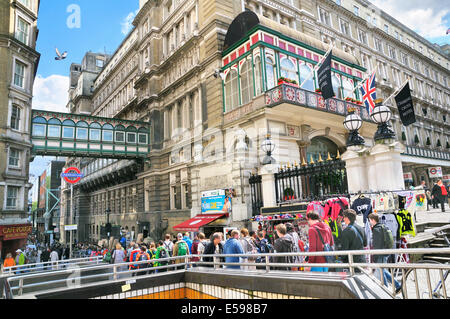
xmin=201 ymin=189 xmax=233 ymax=214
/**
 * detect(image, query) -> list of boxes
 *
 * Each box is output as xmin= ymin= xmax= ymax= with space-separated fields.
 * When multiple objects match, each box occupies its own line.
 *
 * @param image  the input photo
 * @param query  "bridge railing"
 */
xmin=5 ymin=248 xmax=450 ymax=299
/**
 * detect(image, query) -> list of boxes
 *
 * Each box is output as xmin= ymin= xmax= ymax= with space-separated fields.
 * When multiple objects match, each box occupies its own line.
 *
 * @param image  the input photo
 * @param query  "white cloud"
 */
xmin=32 ymin=74 xmax=69 ymax=113
xmin=121 ymin=10 xmax=138 ymax=35
xmin=370 ymin=0 xmax=449 ymax=39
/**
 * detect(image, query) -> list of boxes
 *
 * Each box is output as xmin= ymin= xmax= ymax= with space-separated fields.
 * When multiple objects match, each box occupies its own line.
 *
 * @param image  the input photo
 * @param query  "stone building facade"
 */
xmin=0 ymin=0 xmax=40 ymax=257
xmin=60 ymin=0 xmax=449 ymax=244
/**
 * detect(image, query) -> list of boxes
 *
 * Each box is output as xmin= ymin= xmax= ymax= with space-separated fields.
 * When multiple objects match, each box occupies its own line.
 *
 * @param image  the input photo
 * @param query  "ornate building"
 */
xmin=61 ymin=0 xmax=449 ymax=244
xmin=0 ymin=0 xmax=40 ymax=257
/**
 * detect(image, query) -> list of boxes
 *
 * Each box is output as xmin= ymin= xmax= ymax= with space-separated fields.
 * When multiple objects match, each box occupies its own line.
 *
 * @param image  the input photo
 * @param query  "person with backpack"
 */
xmin=183 ymin=232 xmax=193 ymax=253
xmin=136 ymin=246 xmax=151 ymax=276
xmin=239 ymin=228 xmax=258 ymax=271
xmin=255 ymin=230 xmax=272 ymax=268
xmin=154 ymin=240 xmax=170 ymax=272
xmin=128 ymin=244 xmax=141 ymax=276
xmin=339 ymin=209 xmax=367 ymax=273
xmin=305 ymin=211 xmax=334 ymax=272
xmin=196 ymin=233 xmax=209 ymax=262
xmin=271 ymin=224 xmax=294 ymax=271
xmin=191 ymin=234 xmax=201 ymax=265
xmin=368 ymin=213 xmax=401 ymax=293
xmin=173 ymin=233 xmax=190 ymax=269
xmin=163 ymin=234 xmax=174 ymax=258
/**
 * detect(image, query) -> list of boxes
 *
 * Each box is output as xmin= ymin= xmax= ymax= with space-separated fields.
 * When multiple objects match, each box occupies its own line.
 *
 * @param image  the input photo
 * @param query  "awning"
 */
xmin=173 ymin=214 xmax=228 ymax=232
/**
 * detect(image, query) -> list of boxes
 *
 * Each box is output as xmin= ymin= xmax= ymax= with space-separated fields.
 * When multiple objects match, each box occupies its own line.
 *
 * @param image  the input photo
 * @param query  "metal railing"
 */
xmin=1 ymin=256 xmax=103 ymax=276
xmin=5 ymin=247 xmax=450 ymax=299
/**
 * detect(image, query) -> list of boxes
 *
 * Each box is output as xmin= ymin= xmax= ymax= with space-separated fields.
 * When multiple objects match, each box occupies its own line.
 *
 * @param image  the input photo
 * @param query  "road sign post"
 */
xmin=61 ymin=167 xmax=84 ymax=259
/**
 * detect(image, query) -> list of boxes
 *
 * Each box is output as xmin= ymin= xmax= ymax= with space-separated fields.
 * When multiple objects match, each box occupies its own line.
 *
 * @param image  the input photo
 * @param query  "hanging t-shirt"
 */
xmin=351 ymin=197 xmax=372 ymax=224
xmin=396 ymin=210 xmax=416 ymax=237
xmin=380 ymin=213 xmax=399 ymax=245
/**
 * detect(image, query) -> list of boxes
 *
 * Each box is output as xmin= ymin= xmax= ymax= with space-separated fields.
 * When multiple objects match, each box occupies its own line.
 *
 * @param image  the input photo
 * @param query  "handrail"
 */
xmin=5 ymin=247 xmax=450 ymax=299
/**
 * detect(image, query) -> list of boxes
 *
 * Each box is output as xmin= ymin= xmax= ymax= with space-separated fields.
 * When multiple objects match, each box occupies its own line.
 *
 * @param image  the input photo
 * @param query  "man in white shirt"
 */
xmin=50 ymin=249 xmax=59 ymax=270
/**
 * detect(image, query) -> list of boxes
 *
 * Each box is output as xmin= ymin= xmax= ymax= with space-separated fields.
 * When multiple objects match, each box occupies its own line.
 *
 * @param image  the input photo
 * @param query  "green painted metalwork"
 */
xmin=31 ymin=109 xmax=150 ymax=159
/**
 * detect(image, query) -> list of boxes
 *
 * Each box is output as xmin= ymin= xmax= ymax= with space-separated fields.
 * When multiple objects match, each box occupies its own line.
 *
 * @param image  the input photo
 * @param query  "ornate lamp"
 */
xmin=261 ymin=134 xmax=276 ymax=165
xmin=370 ymin=99 xmax=396 ymax=141
xmin=343 ymin=109 xmax=365 ymax=146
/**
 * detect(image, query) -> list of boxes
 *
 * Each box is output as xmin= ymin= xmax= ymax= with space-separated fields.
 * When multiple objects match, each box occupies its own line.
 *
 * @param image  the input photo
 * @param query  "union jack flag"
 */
xmin=360 ymin=72 xmax=377 ymax=115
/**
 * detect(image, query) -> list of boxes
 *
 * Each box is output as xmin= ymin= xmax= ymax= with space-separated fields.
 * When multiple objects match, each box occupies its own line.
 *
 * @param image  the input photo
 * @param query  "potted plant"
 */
xmin=278 ymin=77 xmax=299 ymax=87
xmin=401 ymin=132 xmax=407 ymax=141
xmin=414 ymin=135 xmax=420 ymax=144
xmin=426 ymin=137 xmax=431 ymax=146
xmin=315 ymin=88 xmax=322 ymax=94
xmin=437 ymin=140 xmax=442 ymax=148
xmin=283 ymin=188 xmax=295 ymax=201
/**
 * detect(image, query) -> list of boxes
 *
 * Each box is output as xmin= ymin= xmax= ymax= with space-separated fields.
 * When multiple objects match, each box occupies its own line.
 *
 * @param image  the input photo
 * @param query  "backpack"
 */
xmin=139 ymin=253 xmax=149 ymax=261
xmin=103 ymin=251 xmax=112 ymax=263
xmin=158 ymin=248 xmax=169 ymax=265
xmin=315 ymin=228 xmax=335 ymax=264
xmin=177 ymin=241 xmax=188 ymax=256
xmin=164 ymin=242 xmax=173 ymax=257
xmin=381 ymin=224 xmax=394 ymax=249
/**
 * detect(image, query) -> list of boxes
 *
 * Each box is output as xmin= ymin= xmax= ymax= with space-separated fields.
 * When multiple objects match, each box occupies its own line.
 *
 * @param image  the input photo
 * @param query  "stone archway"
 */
xmin=305 ymin=135 xmax=343 ymax=163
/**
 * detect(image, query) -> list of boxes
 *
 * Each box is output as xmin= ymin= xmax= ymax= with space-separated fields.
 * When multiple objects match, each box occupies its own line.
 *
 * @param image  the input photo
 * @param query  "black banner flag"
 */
xmin=395 ymin=82 xmax=416 ymax=126
xmin=317 ymin=50 xmax=334 ymax=100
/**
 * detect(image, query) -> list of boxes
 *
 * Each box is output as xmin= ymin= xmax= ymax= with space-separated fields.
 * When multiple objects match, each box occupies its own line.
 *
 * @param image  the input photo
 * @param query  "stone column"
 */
xmin=341 ymin=145 xmax=370 ymax=193
xmin=259 ymin=164 xmax=278 ymax=208
xmin=368 ymin=141 xmax=406 ymax=191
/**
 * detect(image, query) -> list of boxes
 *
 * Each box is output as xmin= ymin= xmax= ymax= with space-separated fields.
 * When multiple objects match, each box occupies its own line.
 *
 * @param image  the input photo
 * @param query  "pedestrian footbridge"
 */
xmin=2 ymin=247 xmax=449 ymax=299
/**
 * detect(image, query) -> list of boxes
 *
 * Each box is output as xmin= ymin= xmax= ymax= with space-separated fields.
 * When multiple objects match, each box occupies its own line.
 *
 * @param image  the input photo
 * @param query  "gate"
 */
xmin=249 ymin=174 xmax=263 ymax=216
xmin=274 ymin=159 xmax=348 ymax=204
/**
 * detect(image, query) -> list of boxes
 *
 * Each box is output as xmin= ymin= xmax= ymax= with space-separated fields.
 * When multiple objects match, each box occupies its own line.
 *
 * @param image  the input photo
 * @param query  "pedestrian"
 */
xmin=368 ymin=213 xmax=401 ymax=293
xmin=183 ymin=232 xmax=193 ymax=253
xmin=41 ymin=248 xmax=51 ymax=270
xmin=432 ymin=180 xmax=447 ymax=212
xmin=285 ymin=222 xmax=302 ymax=270
xmin=50 ymin=248 xmax=59 ymax=270
xmin=305 ymin=211 xmax=334 ymax=272
xmin=223 ymin=230 xmax=244 ymax=269
xmin=196 ymin=232 xmax=209 ymax=262
xmin=128 ymin=243 xmax=141 ymax=276
xmin=163 ymin=234 xmax=174 ymax=257
xmin=191 ymin=234 xmax=201 ymax=265
xmin=111 ymin=243 xmax=127 ymax=279
xmin=339 ymin=209 xmax=367 ymax=273
xmin=15 ymin=249 xmax=27 ymax=274
xmin=173 ymin=233 xmax=190 ymax=270
xmin=239 ymin=228 xmax=257 ymax=271
xmin=255 ymin=230 xmax=272 ymax=266
xmin=272 ymin=224 xmax=294 ymax=271
xmin=154 ymin=240 xmax=170 ymax=272
xmin=202 ymin=233 xmax=223 ymax=268
xmin=3 ymin=253 xmax=16 ymax=272
xmin=136 ymin=246 xmax=151 ymax=276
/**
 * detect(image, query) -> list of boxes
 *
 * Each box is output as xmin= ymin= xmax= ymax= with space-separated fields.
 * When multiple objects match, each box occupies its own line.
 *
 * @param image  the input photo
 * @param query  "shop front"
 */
xmin=0 ymin=224 xmax=33 ymax=260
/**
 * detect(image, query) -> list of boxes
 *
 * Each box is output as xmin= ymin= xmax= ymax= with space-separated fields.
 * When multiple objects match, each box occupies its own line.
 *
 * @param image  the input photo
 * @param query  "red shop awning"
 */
xmin=173 ymin=214 xmax=228 ymax=232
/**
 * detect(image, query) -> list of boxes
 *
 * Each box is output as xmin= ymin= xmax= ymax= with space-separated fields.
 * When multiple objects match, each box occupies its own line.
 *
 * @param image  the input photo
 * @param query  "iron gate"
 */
xmin=249 ymin=174 xmax=263 ymax=216
xmin=275 ymin=159 xmax=348 ymax=203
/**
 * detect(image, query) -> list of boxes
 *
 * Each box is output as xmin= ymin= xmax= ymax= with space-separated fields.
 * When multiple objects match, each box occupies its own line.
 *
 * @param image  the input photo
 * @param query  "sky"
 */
xmin=30 ymin=0 xmax=139 ymax=182
xmin=29 ymin=0 xmax=449 ymax=181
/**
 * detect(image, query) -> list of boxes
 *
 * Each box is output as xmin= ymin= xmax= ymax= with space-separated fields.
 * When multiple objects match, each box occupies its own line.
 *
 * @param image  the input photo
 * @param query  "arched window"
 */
xmin=254 ymin=55 xmax=263 ymax=95
xmin=89 ymin=122 xmax=101 ymax=141
xmin=62 ymin=119 xmax=75 ymax=139
xmin=280 ymin=58 xmax=297 ymax=83
xmin=47 ymin=118 xmax=61 ymax=138
xmin=102 ymin=124 xmax=114 ymax=142
xmin=32 ymin=117 xmax=46 ymax=137
xmin=240 ymin=59 xmax=254 ymax=105
xmin=299 ymin=63 xmax=314 ymax=92
xmin=265 ymin=56 xmax=277 ymax=90
xmin=126 ymin=126 xmax=137 ymax=144
xmin=76 ymin=121 xmax=88 ymax=140
xmin=138 ymin=127 xmax=148 ymax=144
xmin=224 ymin=68 xmax=239 ymax=112
xmin=331 ymin=74 xmax=342 ymax=99
xmin=342 ymin=77 xmax=354 ymax=99
xmin=306 ymin=136 xmax=340 ymax=163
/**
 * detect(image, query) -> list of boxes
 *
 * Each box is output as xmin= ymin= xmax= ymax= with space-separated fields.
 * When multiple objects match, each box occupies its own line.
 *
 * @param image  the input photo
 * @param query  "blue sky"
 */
xmin=30 ymin=0 xmax=139 ymax=182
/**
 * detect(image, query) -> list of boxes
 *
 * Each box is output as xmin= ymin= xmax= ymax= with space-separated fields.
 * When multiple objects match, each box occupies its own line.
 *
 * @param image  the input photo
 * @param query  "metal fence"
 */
xmin=5 ymin=248 xmax=450 ymax=299
xmin=249 ymin=174 xmax=263 ymax=216
xmin=274 ymin=160 xmax=348 ymax=203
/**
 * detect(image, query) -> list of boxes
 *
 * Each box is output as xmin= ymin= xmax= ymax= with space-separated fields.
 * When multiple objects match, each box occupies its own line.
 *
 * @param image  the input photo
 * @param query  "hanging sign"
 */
xmin=428 ymin=167 xmax=443 ymax=178
xmin=61 ymin=167 xmax=84 ymax=184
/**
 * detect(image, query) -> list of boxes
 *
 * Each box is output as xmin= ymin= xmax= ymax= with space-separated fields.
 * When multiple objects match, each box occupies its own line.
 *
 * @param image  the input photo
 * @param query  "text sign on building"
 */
xmin=64 ymin=225 xmax=78 ymax=231
xmin=443 ymin=175 xmax=450 ymax=182
xmin=0 ymin=225 xmax=32 ymax=241
xmin=403 ymin=173 xmax=413 ymax=181
xmin=428 ymin=167 xmax=443 ymax=178
xmin=61 ymin=167 xmax=84 ymax=184
xmin=201 ymin=189 xmax=232 ymax=214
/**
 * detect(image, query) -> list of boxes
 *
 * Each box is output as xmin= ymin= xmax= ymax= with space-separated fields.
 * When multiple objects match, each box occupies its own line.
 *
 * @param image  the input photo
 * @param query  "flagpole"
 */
xmin=383 ymin=80 xmax=409 ymax=105
xmin=299 ymin=44 xmax=333 ymax=89
xmin=343 ymin=65 xmax=378 ymax=100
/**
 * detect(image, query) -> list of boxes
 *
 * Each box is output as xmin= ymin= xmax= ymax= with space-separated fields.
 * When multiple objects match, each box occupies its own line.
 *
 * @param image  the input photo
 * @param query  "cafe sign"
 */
xmin=0 ymin=224 xmax=32 ymax=241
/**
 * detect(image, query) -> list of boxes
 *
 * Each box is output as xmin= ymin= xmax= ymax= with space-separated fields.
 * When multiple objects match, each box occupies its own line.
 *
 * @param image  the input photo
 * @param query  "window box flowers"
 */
xmin=278 ymin=77 xmax=299 ymax=87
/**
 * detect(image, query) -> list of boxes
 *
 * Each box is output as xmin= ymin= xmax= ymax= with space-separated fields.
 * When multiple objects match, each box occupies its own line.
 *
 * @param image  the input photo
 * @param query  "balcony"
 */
xmin=265 ymin=84 xmax=372 ymax=122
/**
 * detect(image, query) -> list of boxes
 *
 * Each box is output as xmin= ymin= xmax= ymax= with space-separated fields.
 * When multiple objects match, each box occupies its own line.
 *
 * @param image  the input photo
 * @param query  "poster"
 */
xmin=201 ymin=189 xmax=234 ymax=214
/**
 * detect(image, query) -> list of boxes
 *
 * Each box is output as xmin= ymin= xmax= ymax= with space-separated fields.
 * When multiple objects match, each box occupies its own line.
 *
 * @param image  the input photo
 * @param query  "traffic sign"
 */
xmin=61 ymin=167 xmax=84 ymax=184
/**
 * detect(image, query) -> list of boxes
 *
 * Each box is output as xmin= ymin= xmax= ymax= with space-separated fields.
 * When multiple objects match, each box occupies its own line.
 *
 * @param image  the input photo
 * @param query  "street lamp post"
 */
xmin=343 ymin=110 xmax=365 ymax=146
xmin=261 ymin=134 xmax=276 ymax=165
xmin=370 ymin=100 xmax=396 ymax=141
